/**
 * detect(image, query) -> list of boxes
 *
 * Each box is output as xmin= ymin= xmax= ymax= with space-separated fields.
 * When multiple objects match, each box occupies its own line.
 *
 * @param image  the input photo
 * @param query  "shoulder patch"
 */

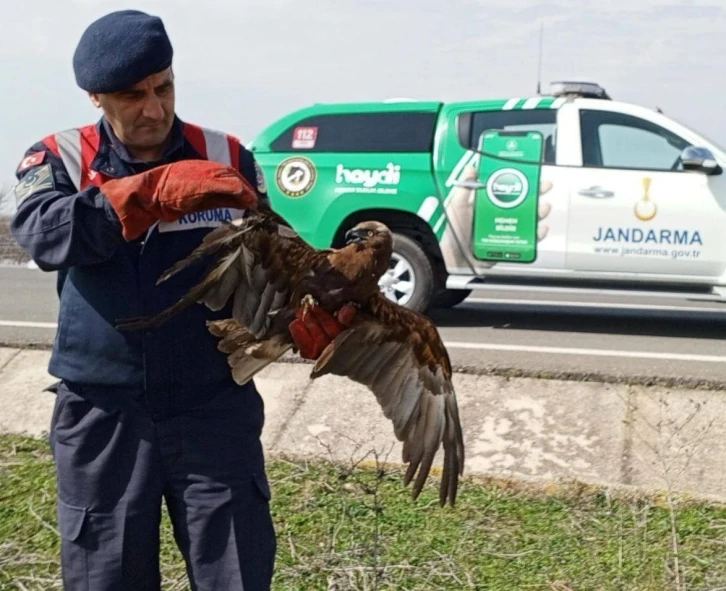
xmin=17 ymin=151 xmax=47 ymax=173
xmin=14 ymin=163 xmax=55 ymax=203
xmin=254 ymin=161 xmax=267 ymax=194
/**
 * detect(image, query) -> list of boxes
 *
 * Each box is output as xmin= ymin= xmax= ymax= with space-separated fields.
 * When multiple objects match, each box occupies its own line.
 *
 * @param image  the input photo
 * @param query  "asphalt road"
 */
xmin=2 ymin=265 xmax=726 ymax=386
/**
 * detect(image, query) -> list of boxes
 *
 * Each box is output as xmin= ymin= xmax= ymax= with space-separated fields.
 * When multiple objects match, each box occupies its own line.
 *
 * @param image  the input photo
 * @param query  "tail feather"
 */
xmin=206 ymin=319 xmax=293 ymax=385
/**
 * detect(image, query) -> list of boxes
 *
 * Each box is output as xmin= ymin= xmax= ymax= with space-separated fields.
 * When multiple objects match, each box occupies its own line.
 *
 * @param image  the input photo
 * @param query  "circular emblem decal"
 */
xmin=485 ymin=168 xmax=529 ymax=209
xmin=275 ymin=157 xmax=316 ymax=198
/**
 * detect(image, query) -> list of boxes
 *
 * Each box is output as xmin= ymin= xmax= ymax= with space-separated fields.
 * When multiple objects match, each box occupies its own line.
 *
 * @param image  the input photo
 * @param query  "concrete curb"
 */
xmin=2 ymin=346 xmax=725 ymax=503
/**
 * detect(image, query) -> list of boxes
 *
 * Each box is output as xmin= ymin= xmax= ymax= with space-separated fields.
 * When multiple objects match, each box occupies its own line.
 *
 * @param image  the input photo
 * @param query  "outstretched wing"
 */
xmin=310 ymin=292 xmax=465 ymax=507
xmin=117 ymin=215 xmax=316 ymax=339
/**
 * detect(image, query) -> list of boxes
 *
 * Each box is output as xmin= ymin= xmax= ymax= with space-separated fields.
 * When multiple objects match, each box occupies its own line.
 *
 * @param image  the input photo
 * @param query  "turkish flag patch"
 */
xmin=17 ymin=151 xmax=47 ymax=172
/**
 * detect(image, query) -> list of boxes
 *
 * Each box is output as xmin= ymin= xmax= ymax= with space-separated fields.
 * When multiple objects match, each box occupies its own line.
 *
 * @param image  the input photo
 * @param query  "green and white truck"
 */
xmin=248 ymin=81 xmax=726 ymax=313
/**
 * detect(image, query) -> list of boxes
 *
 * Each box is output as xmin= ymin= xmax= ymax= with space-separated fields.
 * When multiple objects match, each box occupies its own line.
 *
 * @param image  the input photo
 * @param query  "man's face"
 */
xmin=90 ymin=67 xmax=175 ymax=156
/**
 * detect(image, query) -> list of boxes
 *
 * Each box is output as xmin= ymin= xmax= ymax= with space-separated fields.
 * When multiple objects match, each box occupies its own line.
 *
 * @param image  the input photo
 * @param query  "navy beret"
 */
xmin=73 ymin=10 xmax=173 ymax=93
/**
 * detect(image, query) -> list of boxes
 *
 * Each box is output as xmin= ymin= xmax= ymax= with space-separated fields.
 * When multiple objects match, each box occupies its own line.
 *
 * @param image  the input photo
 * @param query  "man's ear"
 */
xmin=88 ymin=92 xmax=102 ymax=108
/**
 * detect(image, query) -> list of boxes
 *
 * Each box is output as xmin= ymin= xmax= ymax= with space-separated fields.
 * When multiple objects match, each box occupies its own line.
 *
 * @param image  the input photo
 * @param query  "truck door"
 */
xmin=433 ymin=100 xmax=572 ymax=276
xmin=565 ymin=104 xmax=726 ymax=279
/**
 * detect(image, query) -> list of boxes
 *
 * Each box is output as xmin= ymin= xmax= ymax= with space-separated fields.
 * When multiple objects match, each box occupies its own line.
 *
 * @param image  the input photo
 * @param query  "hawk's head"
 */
xmin=344 ymin=221 xmax=392 ymax=250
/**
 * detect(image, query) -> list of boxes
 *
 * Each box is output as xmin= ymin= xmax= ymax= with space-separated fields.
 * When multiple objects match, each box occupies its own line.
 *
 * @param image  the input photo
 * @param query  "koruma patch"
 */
xmin=158 ymin=207 xmax=247 ymax=233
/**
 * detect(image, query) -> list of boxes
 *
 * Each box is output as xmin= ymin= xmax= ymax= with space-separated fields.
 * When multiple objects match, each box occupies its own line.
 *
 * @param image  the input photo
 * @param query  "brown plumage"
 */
xmin=116 ymin=209 xmax=465 ymax=507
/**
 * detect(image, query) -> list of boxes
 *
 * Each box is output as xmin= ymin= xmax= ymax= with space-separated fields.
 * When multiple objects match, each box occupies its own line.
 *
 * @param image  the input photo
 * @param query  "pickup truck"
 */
xmin=248 ymin=81 xmax=726 ymax=313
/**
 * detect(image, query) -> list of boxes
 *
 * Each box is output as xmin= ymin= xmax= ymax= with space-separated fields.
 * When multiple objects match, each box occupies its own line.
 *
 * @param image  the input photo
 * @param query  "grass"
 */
xmin=1 ymin=435 xmax=726 ymax=590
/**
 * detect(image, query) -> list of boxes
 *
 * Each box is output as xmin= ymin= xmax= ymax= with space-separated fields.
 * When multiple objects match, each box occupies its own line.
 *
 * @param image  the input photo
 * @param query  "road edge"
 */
xmin=3 ymin=345 xmax=726 ymax=505
xmin=3 ymin=341 xmax=726 ymax=392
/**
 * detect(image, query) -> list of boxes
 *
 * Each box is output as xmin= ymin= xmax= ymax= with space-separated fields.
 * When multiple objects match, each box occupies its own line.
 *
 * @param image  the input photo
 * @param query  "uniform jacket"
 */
xmin=10 ymin=115 xmax=269 ymax=412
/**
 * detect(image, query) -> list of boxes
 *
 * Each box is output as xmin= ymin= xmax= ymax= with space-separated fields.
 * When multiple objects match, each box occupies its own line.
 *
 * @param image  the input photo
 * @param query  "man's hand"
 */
xmin=438 ymin=162 xmax=554 ymax=272
xmin=101 ymin=160 xmax=259 ymax=240
xmin=288 ymin=303 xmax=357 ymax=360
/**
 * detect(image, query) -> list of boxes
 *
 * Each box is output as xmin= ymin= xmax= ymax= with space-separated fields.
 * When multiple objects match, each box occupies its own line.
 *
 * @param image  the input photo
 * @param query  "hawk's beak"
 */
xmin=345 ymin=227 xmax=366 ymax=243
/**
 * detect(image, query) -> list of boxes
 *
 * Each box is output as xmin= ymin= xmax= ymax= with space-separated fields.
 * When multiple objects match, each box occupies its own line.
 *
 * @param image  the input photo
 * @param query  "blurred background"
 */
xmin=1 ymin=0 xmax=725 ymax=212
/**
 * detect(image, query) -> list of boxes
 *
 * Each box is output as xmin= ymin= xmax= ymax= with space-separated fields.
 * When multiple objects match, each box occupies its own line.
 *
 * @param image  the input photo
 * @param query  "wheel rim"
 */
xmin=378 ymin=252 xmax=416 ymax=306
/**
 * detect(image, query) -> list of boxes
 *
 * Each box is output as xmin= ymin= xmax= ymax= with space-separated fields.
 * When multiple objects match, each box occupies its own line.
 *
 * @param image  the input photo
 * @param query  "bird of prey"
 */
xmin=117 ymin=210 xmax=465 ymax=507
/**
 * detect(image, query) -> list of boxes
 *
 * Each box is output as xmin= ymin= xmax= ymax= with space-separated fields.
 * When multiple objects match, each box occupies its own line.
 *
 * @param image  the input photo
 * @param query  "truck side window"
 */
xmin=461 ymin=110 xmax=558 ymax=163
xmin=579 ymin=109 xmax=690 ymax=171
xmin=269 ymin=112 xmax=437 ymax=153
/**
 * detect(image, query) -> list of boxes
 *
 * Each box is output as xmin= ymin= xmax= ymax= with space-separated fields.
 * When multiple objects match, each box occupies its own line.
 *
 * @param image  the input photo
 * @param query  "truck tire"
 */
xmin=431 ymin=288 xmax=472 ymax=309
xmin=378 ymin=232 xmax=435 ymax=313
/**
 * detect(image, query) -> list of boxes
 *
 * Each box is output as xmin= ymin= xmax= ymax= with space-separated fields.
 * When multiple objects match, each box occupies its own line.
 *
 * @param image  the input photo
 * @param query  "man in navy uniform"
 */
xmin=10 ymin=9 xmax=348 ymax=591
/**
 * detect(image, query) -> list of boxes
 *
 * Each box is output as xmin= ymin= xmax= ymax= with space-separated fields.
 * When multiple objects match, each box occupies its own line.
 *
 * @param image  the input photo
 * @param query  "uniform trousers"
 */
xmin=48 ymin=378 xmax=276 ymax=590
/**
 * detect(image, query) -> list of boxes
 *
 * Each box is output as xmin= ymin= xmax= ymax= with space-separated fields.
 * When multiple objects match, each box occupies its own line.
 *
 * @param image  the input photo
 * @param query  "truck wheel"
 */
xmin=378 ymin=233 xmax=434 ymax=312
xmin=431 ymin=288 xmax=472 ymax=309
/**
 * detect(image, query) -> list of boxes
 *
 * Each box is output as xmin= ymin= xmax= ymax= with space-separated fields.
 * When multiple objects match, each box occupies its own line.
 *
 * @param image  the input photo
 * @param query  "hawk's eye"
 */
xmin=367 ymin=230 xmax=374 ymax=236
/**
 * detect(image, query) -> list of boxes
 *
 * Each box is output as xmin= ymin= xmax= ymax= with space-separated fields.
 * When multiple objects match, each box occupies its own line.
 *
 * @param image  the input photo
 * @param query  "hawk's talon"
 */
xmin=300 ymin=294 xmax=318 ymax=306
xmin=300 ymin=294 xmax=318 ymax=321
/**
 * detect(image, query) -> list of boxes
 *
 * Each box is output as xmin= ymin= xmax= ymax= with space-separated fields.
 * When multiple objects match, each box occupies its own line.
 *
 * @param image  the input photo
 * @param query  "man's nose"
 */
xmin=142 ymin=95 xmax=164 ymax=120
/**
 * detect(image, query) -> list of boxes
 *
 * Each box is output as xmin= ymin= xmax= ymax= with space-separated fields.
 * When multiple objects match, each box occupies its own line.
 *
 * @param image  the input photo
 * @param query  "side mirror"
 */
xmin=681 ymin=146 xmax=722 ymax=175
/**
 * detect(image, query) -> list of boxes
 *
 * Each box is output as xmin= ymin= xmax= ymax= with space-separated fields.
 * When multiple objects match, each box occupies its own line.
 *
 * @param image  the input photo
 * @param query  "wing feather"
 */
xmin=198 ymin=247 xmax=244 ymax=311
xmin=116 ymin=215 xmax=321 ymax=338
xmin=391 ymin=369 xmax=423 ymax=439
xmin=310 ymin=294 xmax=465 ymax=507
xmin=115 ymin=214 xmax=465 ymax=506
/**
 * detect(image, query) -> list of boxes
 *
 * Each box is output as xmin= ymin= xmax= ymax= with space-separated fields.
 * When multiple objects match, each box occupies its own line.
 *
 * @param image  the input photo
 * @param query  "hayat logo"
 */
xmin=335 ymin=163 xmax=401 ymax=188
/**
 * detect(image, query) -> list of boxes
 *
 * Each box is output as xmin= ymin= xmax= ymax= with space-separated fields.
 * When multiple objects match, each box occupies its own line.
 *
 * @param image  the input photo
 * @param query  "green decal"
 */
xmin=472 ymin=130 xmax=543 ymax=263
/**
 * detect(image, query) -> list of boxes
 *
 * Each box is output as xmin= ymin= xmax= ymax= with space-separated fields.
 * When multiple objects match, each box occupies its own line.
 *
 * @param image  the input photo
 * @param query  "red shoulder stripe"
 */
xmin=227 ymin=135 xmax=240 ymax=171
xmin=79 ymin=124 xmax=102 ymax=188
xmin=183 ymin=122 xmax=208 ymax=159
xmin=41 ymin=134 xmax=60 ymax=157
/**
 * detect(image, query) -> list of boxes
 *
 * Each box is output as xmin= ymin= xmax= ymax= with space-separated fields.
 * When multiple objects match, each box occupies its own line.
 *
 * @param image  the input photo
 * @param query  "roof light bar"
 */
xmin=549 ymin=81 xmax=611 ymax=100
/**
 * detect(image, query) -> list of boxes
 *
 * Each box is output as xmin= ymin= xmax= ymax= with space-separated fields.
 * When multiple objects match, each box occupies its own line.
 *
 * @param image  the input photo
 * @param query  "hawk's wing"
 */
xmin=117 ymin=216 xmax=314 ymax=339
xmin=115 ymin=214 xmax=339 ymax=384
xmin=310 ymin=292 xmax=465 ymax=507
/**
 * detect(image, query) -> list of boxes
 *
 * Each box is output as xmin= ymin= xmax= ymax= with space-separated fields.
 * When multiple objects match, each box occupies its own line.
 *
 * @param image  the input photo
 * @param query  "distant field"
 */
xmin=0 ymin=217 xmax=29 ymax=265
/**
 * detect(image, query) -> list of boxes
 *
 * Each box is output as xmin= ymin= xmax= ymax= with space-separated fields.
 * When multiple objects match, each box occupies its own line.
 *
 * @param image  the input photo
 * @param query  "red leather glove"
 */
xmin=101 ymin=159 xmax=258 ymax=240
xmin=288 ymin=303 xmax=358 ymax=360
